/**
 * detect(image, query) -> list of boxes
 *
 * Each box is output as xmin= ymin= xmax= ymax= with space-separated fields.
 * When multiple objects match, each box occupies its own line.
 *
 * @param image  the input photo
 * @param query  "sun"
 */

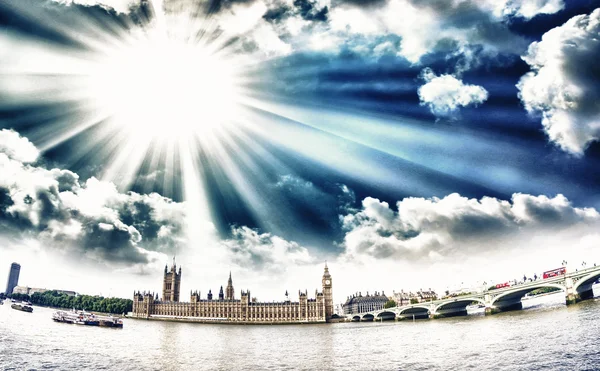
xmin=74 ymin=23 xmax=249 ymax=207
xmin=88 ymin=31 xmax=241 ymax=141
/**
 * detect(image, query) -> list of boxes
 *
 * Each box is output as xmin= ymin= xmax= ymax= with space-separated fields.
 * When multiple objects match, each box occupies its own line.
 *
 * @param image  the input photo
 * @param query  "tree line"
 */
xmin=9 ymin=291 xmax=132 ymax=314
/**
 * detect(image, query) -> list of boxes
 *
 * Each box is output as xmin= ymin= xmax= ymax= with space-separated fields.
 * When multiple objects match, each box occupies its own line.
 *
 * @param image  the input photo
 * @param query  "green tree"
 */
xmin=384 ymin=300 xmax=397 ymax=308
xmin=8 ymin=291 xmax=132 ymax=314
xmin=410 ymin=298 xmax=419 ymax=304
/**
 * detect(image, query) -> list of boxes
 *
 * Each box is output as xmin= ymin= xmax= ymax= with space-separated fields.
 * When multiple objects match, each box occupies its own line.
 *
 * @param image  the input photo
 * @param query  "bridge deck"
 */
xmin=348 ymin=265 xmax=600 ymax=318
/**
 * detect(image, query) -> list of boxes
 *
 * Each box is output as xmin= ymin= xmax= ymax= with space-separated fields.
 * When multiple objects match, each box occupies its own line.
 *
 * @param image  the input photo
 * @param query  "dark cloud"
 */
xmin=293 ymin=0 xmax=328 ymax=22
xmin=205 ymin=0 xmax=256 ymax=14
xmin=262 ymin=5 xmax=291 ymax=23
xmin=262 ymin=0 xmax=328 ymax=24
xmin=51 ymin=169 xmax=80 ymax=193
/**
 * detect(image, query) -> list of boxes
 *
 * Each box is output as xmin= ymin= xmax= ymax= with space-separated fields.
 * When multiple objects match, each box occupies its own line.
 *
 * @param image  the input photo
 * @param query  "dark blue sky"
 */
xmin=1 ymin=0 xmax=599 ymax=255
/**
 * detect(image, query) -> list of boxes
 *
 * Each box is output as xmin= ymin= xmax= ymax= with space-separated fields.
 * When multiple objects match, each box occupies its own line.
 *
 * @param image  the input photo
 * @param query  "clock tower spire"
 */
xmin=322 ymin=262 xmax=333 ymax=322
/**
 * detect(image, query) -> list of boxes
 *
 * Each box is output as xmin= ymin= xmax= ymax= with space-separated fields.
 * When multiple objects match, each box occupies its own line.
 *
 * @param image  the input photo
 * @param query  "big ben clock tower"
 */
xmin=322 ymin=263 xmax=333 ymax=321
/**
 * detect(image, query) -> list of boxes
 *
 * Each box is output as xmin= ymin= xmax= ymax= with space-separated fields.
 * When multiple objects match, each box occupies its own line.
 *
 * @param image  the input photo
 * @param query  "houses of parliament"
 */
xmin=131 ymin=260 xmax=334 ymax=324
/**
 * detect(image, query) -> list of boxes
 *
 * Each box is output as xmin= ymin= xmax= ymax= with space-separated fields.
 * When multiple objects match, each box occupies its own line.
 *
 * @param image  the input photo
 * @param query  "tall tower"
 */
xmin=5 ymin=262 xmax=20 ymax=295
xmin=226 ymin=272 xmax=234 ymax=300
xmin=162 ymin=257 xmax=181 ymax=302
xmin=322 ymin=263 xmax=333 ymax=321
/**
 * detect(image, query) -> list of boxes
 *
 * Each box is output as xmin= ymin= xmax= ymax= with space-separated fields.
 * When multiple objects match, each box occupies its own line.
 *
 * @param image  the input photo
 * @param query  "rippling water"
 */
xmin=2 ymin=289 xmax=600 ymax=370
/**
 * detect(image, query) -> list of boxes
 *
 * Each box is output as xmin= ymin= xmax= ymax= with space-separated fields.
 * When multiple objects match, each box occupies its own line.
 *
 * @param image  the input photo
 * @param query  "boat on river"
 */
xmin=11 ymin=303 xmax=33 ymax=312
xmin=52 ymin=310 xmax=123 ymax=328
xmin=466 ymin=303 xmax=485 ymax=311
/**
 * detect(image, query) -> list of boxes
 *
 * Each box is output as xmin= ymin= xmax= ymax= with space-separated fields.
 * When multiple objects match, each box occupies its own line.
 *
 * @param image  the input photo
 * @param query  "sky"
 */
xmin=0 ymin=0 xmax=600 ymax=306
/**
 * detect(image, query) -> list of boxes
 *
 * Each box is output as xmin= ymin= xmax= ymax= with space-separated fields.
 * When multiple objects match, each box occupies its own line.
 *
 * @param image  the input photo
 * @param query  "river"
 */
xmin=2 ymin=289 xmax=600 ymax=370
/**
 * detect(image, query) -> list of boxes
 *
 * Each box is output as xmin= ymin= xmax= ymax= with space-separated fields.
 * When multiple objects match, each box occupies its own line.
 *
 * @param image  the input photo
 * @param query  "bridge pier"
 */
xmin=485 ymin=292 xmax=523 ymax=315
xmin=566 ymin=289 xmax=594 ymax=305
xmin=486 ymin=302 xmax=523 ymax=315
xmin=566 ymin=293 xmax=577 ymax=305
xmin=565 ymin=277 xmax=577 ymax=305
xmin=484 ymin=294 xmax=493 ymax=316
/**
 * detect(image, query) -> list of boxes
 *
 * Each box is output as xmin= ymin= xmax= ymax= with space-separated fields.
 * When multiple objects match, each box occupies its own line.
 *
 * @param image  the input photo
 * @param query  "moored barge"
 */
xmin=11 ymin=303 xmax=33 ymax=312
xmin=52 ymin=310 xmax=123 ymax=328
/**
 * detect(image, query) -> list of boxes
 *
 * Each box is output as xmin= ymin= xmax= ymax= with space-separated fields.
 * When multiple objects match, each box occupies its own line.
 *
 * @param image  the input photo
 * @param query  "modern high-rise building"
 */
xmin=5 ymin=262 xmax=21 ymax=295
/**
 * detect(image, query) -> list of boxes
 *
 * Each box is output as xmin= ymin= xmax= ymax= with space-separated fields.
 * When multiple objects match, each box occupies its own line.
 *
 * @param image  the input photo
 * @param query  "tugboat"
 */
xmin=52 ymin=310 xmax=123 ymax=328
xmin=11 ymin=303 xmax=33 ymax=313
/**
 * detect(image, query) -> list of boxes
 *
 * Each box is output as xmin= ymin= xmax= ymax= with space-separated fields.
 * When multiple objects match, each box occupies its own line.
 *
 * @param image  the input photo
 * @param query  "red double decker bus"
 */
xmin=495 ymin=282 xmax=510 ymax=289
xmin=543 ymin=267 xmax=566 ymax=279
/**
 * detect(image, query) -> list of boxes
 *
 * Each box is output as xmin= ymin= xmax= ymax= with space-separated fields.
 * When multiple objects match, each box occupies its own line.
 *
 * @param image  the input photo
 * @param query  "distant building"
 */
xmin=391 ymin=290 xmax=411 ymax=306
xmin=391 ymin=289 xmax=438 ymax=305
xmin=5 ymin=262 xmax=20 ymax=295
xmin=12 ymin=286 xmax=77 ymax=297
xmin=415 ymin=289 xmax=437 ymax=302
xmin=131 ymin=260 xmax=334 ymax=323
xmin=342 ymin=291 xmax=388 ymax=314
xmin=12 ymin=286 xmax=34 ymax=295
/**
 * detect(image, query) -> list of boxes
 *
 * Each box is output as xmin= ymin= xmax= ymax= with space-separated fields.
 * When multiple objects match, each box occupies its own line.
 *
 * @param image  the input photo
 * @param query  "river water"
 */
xmin=2 ymin=289 xmax=600 ymax=370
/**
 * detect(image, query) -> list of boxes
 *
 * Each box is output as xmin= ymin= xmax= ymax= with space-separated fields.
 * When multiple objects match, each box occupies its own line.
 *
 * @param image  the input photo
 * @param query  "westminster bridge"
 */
xmin=348 ymin=265 xmax=600 ymax=321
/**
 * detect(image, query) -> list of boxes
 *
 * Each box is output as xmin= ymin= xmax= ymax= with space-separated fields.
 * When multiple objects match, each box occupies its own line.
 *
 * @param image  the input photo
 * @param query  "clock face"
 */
xmin=325 ymin=279 xmax=331 ymax=285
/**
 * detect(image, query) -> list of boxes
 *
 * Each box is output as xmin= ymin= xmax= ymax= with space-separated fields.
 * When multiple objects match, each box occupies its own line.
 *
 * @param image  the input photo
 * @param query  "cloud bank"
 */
xmin=40 ymin=0 xmax=564 ymax=65
xmin=341 ymin=192 xmax=600 ymax=261
xmin=0 ymin=129 xmax=186 ymax=269
xmin=0 ymin=130 xmax=320 ymax=276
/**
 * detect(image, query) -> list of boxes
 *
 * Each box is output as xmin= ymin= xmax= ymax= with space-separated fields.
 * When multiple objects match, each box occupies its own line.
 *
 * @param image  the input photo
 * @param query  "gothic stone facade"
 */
xmin=132 ymin=262 xmax=334 ymax=324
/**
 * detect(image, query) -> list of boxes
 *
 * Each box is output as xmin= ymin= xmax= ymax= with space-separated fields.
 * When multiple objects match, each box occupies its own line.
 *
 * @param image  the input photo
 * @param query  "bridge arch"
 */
xmin=397 ymin=305 xmax=430 ymax=319
xmin=376 ymin=311 xmax=397 ymax=321
xmin=398 ymin=305 xmax=430 ymax=314
xmin=491 ymin=283 xmax=565 ymax=306
xmin=573 ymin=270 xmax=600 ymax=292
xmin=434 ymin=298 xmax=485 ymax=314
xmin=351 ymin=315 xmax=361 ymax=322
xmin=361 ymin=313 xmax=375 ymax=322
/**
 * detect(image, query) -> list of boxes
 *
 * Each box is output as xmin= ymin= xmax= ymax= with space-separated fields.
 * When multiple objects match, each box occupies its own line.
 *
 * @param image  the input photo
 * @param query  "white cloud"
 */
xmin=503 ymin=0 xmax=564 ymax=19
xmin=418 ymin=68 xmax=488 ymax=117
xmin=0 ymin=129 xmax=39 ymax=163
xmin=517 ymin=8 xmax=600 ymax=156
xmin=251 ymin=23 xmax=293 ymax=57
xmin=221 ymin=226 xmax=315 ymax=273
xmin=341 ymin=192 xmax=600 ymax=261
xmin=327 ymin=0 xmax=562 ymax=64
xmin=52 ymin=0 xmax=136 ymax=13
xmin=479 ymin=0 xmax=564 ymax=20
